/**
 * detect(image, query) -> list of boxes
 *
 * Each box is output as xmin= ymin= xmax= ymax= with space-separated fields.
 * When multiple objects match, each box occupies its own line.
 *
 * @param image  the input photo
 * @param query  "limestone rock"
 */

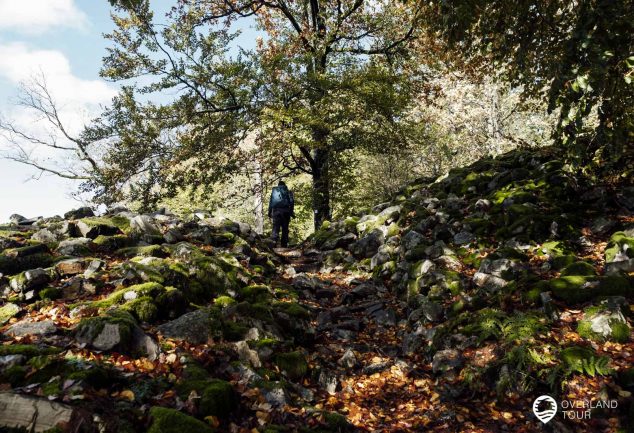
xmin=234 ymin=340 xmax=261 ymax=368
xmin=0 ymin=393 xmax=75 ymax=432
xmin=6 ymin=320 xmax=57 ymax=337
xmin=432 ymin=349 xmax=464 ymax=374
xmin=157 ymin=310 xmax=216 ymax=345
xmin=56 ymin=238 xmax=94 ymax=256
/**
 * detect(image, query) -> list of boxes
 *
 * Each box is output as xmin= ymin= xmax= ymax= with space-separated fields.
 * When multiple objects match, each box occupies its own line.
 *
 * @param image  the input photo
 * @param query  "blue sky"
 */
xmin=0 ymin=0 xmax=258 ymax=222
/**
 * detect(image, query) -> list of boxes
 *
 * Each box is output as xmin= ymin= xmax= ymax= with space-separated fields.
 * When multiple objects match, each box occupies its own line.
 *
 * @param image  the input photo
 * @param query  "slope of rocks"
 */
xmin=1 ymin=146 xmax=634 ymax=433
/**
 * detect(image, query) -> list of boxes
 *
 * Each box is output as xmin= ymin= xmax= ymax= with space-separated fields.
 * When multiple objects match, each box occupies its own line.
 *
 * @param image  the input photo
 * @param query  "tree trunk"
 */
xmin=311 ymin=147 xmax=331 ymax=230
xmin=253 ymin=161 xmax=264 ymax=234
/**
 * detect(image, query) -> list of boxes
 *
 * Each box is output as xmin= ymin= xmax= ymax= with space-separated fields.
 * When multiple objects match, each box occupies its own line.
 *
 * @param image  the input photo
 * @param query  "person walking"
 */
xmin=268 ymin=180 xmax=294 ymax=247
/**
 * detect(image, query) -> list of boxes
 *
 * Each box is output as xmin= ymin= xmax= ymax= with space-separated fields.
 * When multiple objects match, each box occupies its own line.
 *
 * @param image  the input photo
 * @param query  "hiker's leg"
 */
xmin=281 ymin=214 xmax=290 ymax=247
xmin=271 ymin=213 xmax=281 ymax=245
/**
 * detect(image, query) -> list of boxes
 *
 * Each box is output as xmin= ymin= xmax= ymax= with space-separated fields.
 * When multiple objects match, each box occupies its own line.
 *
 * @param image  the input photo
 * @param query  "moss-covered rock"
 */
xmin=93 ymin=234 xmax=133 ymax=251
xmin=39 ymin=287 xmax=62 ymax=300
xmin=0 ymin=302 xmax=21 ymax=325
xmin=122 ymin=296 xmax=159 ymax=323
xmin=75 ymin=309 xmax=138 ymax=351
xmin=199 ymin=379 xmax=238 ymax=417
xmin=577 ymin=305 xmax=630 ymax=342
xmin=147 ymin=407 xmax=214 ymax=433
xmin=605 ymin=232 xmax=634 ymax=263
xmin=560 ymin=261 xmax=597 ymax=276
xmin=0 ymin=344 xmax=60 ymax=357
xmin=275 ymin=351 xmax=308 ymax=380
xmin=549 ymin=275 xmax=633 ymax=303
xmin=239 ymin=284 xmax=271 ymax=303
xmin=116 ymin=244 xmax=169 ymax=258
xmin=0 ymin=253 xmax=54 ymax=276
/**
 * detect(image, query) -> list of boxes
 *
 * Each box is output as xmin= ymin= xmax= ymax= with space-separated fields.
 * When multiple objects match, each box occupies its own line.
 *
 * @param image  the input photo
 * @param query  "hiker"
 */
xmin=268 ymin=180 xmax=295 ymax=247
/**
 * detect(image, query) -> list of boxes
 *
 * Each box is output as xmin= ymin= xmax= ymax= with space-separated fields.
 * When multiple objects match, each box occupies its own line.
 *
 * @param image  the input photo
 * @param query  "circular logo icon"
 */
xmin=533 ymin=395 xmax=557 ymax=424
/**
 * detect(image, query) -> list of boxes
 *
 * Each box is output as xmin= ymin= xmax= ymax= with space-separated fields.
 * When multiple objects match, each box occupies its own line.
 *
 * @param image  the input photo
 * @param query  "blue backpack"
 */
xmin=270 ymin=186 xmax=292 ymax=209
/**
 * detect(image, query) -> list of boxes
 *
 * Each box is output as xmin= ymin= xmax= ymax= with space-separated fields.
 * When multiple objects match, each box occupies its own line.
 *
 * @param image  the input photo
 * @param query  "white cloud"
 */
xmin=0 ymin=0 xmax=88 ymax=35
xmin=0 ymin=41 xmax=116 ymax=134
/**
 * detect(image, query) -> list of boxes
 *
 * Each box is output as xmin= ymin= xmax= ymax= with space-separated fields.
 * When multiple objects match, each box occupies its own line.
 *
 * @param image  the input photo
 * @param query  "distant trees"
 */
xmin=423 ymin=0 xmax=634 ymax=168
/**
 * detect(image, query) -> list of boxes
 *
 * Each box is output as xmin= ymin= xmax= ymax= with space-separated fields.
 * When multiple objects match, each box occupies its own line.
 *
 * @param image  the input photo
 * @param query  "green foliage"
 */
xmin=433 ymin=0 xmax=634 ymax=167
xmin=559 ymin=346 xmax=612 ymax=377
xmin=147 ymin=407 xmax=214 ymax=433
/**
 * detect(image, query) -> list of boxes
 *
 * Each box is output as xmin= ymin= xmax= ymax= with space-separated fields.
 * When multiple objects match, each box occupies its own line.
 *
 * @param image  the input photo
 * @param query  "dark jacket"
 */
xmin=268 ymin=185 xmax=294 ymax=217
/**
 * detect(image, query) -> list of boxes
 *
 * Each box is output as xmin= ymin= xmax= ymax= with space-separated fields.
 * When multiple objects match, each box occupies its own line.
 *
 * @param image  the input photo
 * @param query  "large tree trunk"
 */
xmin=311 ymin=147 xmax=331 ymax=230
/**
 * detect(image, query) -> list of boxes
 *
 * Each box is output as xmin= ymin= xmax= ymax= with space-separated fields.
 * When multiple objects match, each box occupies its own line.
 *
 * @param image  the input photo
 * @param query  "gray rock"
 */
xmin=64 ymin=207 xmax=94 ymax=220
xmin=478 ymin=258 xmax=519 ymax=278
xmin=362 ymin=360 xmax=392 ymax=375
xmin=436 ymin=255 xmax=461 ymax=271
xmin=338 ymin=349 xmax=357 ymax=368
xmin=453 ymin=231 xmax=475 ymax=245
xmin=587 ymin=307 xmax=628 ymax=339
xmin=474 ymin=199 xmax=491 ymax=212
xmin=0 ymin=355 xmax=26 ymax=371
xmin=6 ymin=320 xmax=57 ymax=337
xmin=591 ymin=217 xmax=616 ymax=236
xmin=370 ymin=251 xmax=390 ymax=270
xmin=606 ymin=258 xmax=634 ymax=274
xmin=10 ymin=268 xmax=50 ymax=292
xmin=318 ymin=370 xmax=338 ymax=395
xmin=411 ymin=259 xmax=435 ymax=277
xmin=432 ymin=349 xmax=464 ymax=373
xmin=164 ymin=228 xmax=185 ymax=244
xmin=9 ymin=214 xmax=26 ymax=225
xmin=371 ymin=308 xmax=397 ymax=326
xmin=76 ymin=220 xmax=120 ymax=239
xmin=83 ymin=259 xmax=105 ymax=278
xmin=130 ymin=215 xmax=162 ymax=236
xmin=56 ymin=237 xmax=94 ymax=256
xmin=90 ymin=323 xmax=122 ymax=351
xmin=131 ymin=327 xmax=160 ymax=361
xmin=349 ymin=229 xmax=385 ymax=259
xmin=262 ymin=386 xmax=287 ymax=407
xmin=0 ymin=393 xmax=75 ymax=432
xmin=157 ymin=310 xmax=216 ymax=345
xmin=31 ymin=229 xmax=59 ymax=244
xmin=472 ymin=272 xmax=508 ymax=291
xmin=234 ymin=340 xmax=261 ymax=368
xmin=401 ymin=230 xmax=424 ymax=252
xmin=418 ymin=298 xmax=444 ymax=323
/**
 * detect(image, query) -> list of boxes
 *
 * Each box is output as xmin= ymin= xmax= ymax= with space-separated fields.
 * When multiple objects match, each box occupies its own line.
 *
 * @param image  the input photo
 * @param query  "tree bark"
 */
xmin=311 ymin=147 xmax=331 ymax=230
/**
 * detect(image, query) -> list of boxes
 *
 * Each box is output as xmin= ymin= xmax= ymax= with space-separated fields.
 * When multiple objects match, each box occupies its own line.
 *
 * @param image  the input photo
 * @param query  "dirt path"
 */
xmin=271 ymin=248 xmax=573 ymax=433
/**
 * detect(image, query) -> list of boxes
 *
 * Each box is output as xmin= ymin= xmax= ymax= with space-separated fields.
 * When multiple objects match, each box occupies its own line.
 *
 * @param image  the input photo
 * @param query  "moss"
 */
xmin=274 ymin=302 xmax=310 ymax=319
xmin=0 ymin=344 xmax=61 ymax=357
xmin=0 ymin=303 xmax=21 ymax=325
xmin=221 ymin=321 xmax=249 ymax=341
xmin=605 ymin=232 xmax=634 ymax=263
xmin=93 ymin=234 xmax=132 ymax=250
xmin=323 ymin=411 xmax=350 ymax=430
xmin=155 ymin=287 xmax=189 ymax=319
xmin=214 ymin=295 xmax=236 ymax=308
xmin=39 ymin=287 xmax=62 ymax=300
xmin=116 ymin=245 xmax=168 ymax=258
xmin=92 ymin=282 xmax=165 ymax=309
xmin=41 ymin=379 xmax=61 ymax=396
xmin=236 ymin=302 xmax=272 ymax=321
xmin=549 ymin=275 xmax=598 ymax=303
xmin=577 ymin=306 xmax=630 ymax=343
xmin=147 ymin=407 xmax=214 ymax=433
xmin=199 ymin=379 xmax=238 ymax=417
xmin=123 ymin=296 xmax=159 ymax=323
xmin=2 ymin=365 xmax=27 ymax=386
xmin=81 ymin=216 xmax=130 ymax=232
xmin=561 ymin=261 xmax=597 ymax=277
xmin=75 ymin=309 xmax=137 ymax=347
xmin=239 ymin=284 xmax=271 ymax=303
xmin=275 ymin=351 xmax=308 ymax=380
xmin=0 ymin=253 xmax=54 ymax=276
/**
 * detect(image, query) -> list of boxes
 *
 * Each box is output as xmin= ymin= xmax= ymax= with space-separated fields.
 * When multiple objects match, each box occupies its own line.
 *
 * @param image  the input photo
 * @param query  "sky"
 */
xmin=0 ymin=0 xmax=259 ymax=223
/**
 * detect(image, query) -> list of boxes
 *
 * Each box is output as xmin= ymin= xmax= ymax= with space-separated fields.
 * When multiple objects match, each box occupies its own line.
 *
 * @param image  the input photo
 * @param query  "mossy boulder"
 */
xmin=116 ymin=244 xmax=169 ymax=258
xmin=550 ymin=275 xmax=633 ymax=303
xmin=199 ymin=379 xmax=238 ymax=417
xmin=122 ymin=296 xmax=160 ymax=323
xmin=274 ymin=351 xmax=308 ymax=380
xmin=77 ymin=216 xmax=129 ymax=238
xmin=0 ymin=253 xmax=54 ymax=276
xmin=577 ymin=305 xmax=630 ymax=343
xmin=75 ymin=309 xmax=137 ymax=351
xmin=93 ymin=234 xmax=133 ymax=251
xmin=175 ymin=375 xmax=238 ymax=417
xmin=147 ymin=407 xmax=214 ymax=433
xmin=239 ymin=284 xmax=272 ymax=303
xmin=605 ymin=231 xmax=634 ymax=263
xmin=0 ymin=303 xmax=21 ymax=325
xmin=39 ymin=287 xmax=62 ymax=300
xmin=560 ymin=261 xmax=597 ymax=277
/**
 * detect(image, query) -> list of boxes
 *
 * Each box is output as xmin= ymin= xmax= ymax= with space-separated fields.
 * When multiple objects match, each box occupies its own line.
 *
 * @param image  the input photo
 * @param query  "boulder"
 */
xmin=0 ymin=303 xmax=20 ymax=325
xmin=453 ymin=231 xmax=475 ymax=245
xmin=234 ymin=340 xmax=261 ymax=368
xmin=349 ymin=229 xmax=385 ymax=259
xmin=76 ymin=220 xmax=120 ymax=239
xmin=10 ymin=268 xmax=50 ymax=293
xmin=130 ymin=215 xmax=162 ymax=237
xmin=0 ymin=393 xmax=76 ymax=433
xmin=157 ymin=309 xmax=216 ymax=345
xmin=64 ymin=207 xmax=95 ymax=220
xmin=8 ymin=214 xmax=26 ymax=225
xmin=55 ymin=258 xmax=90 ymax=276
xmin=56 ymin=238 xmax=94 ymax=256
xmin=472 ymin=272 xmax=508 ymax=291
xmin=401 ymin=230 xmax=424 ymax=252
xmin=6 ymin=320 xmax=57 ymax=337
xmin=432 ymin=349 xmax=464 ymax=374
